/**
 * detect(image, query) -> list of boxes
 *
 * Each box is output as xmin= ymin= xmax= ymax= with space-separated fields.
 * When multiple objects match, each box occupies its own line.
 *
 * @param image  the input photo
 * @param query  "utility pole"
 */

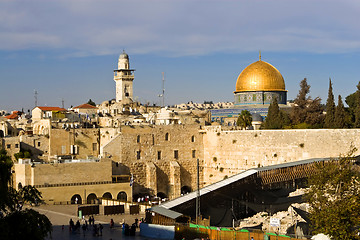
xmin=196 ymin=158 xmax=200 ymax=224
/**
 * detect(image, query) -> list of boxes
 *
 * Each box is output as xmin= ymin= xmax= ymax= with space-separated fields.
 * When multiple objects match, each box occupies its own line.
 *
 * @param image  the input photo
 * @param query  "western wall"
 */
xmin=203 ymin=126 xmax=360 ymax=184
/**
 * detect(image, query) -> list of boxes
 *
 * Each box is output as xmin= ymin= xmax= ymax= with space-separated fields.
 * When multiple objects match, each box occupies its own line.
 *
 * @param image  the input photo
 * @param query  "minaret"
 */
xmin=114 ymin=50 xmax=135 ymax=102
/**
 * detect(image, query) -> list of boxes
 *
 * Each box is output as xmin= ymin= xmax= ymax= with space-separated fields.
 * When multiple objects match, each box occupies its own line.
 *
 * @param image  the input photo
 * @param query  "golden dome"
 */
xmin=235 ymin=60 xmax=285 ymax=92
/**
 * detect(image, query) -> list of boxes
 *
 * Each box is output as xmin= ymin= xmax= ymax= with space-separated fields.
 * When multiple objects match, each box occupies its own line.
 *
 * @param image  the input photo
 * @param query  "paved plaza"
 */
xmin=30 ymin=204 xmax=150 ymax=240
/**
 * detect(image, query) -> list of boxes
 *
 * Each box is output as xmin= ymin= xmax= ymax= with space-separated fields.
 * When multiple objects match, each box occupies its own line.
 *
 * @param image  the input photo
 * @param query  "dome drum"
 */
xmin=234 ymin=91 xmax=287 ymax=105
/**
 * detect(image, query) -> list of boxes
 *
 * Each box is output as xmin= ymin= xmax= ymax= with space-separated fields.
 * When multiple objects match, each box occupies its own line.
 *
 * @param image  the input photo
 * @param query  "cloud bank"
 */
xmin=1 ymin=0 xmax=360 ymax=57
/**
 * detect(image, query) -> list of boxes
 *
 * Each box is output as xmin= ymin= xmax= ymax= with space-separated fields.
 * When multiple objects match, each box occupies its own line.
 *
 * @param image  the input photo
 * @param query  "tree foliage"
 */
xmin=87 ymin=99 xmax=96 ymax=106
xmin=324 ymin=78 xmax=336 ymax=128
xmin=354 ymin=82 xmax=360 ymax=128
xmin=291 ymin=78 xmax=324 ymax=128
xmin=0 ymin=149 xmax=51 ymax=240
xmin=263 ymin=97 xmax=290 ymax=129
xmin=335 ymin=95 xmax=347 ymax=128
xmin=306 ymin=149 xmax=360 ymax=239
xmin=237 ymin=110 xmax=252 ymax=129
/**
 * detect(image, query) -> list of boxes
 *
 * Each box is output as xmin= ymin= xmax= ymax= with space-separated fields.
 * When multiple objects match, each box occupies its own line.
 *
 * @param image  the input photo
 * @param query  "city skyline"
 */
xmin=1 ymin=0 xmax=360 ymax=111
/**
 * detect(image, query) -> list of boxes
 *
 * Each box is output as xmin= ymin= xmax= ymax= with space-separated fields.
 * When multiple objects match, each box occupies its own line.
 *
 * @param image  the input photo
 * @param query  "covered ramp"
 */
xmin=159 ymin=158 xmax=331 ymax=226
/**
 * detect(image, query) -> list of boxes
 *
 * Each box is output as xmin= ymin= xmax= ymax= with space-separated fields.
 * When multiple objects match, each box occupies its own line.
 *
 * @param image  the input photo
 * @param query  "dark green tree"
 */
xmin=263 ymin=97 xmax=289 ymax=129
xmin=291 ymin=78 xmax=324 ymax=128
xmin=87 ymin=99 xmax=96 ymax=106
xmin=324 ymin=78 xmax=336 ymax=128
xmin=306 ymin=149 xmax=360 ymax=239
xmin=291 ymin=78 xmax=310 ymax=124
xmin=335 ymin=95 xmax=346 ymax=128
xmin=237 ymin=110 xmax=252 ymax=129
xmin=354 ymin=82 xmax=360 ymax=128
xmin=0 ymin=149 xmax=51 ymax=240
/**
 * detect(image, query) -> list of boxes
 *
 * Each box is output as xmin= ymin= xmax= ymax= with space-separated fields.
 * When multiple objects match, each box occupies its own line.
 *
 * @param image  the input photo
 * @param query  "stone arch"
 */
xmin=71 ymin=194 xmax=82 ymax=204
xmin=181 ymin=186 xmax=192 ymax=195
xmin=157 ymin=192 xmax=168 ymax=199
xmin=87 ymin=193 xmax=97 ymax=204
xmin=102 ymin=192 xmax=112 ymax=199
xmin=117 ymin=191 xmax=127 ymax=201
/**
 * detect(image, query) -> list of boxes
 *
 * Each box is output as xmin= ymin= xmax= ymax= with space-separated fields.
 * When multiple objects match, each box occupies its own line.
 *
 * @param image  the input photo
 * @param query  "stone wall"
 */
xmin=30 ymin=161 xmax=113 ymax=185
xmin=49 ymin=128 xmax=100 ymax=160
xmin=203 ymin=127 xmax=360 ymax=184
xmin=102 ymin=124 xmax=204 ymax=198
xmin=20 ymin=135 xmax=49 ymax=162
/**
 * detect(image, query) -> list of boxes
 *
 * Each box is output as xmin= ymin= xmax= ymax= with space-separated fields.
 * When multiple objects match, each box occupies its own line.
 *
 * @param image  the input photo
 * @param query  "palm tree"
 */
xmin=237 ymin=110 xmax=252 ymax=129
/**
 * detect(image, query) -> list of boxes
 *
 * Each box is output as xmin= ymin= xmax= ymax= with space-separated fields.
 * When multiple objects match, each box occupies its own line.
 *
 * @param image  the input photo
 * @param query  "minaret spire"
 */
xmin=259 ymin=50 xmax=261 ymax=61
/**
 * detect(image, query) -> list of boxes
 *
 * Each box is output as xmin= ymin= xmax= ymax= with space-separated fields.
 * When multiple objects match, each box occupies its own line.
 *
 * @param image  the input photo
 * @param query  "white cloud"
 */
xmin=0 ymin=0 xmax=360 ymax=56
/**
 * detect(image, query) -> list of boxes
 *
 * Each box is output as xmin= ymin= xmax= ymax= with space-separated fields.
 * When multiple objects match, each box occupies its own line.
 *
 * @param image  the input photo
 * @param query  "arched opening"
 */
xmin=157 ymin=192 xmax=168 ymax=199
xmin=87 ymin=193 xmax=97 ymax=204
xmin=165 ymin=133 xmax=169 ymax=141
xmin=117 ymin=191 xmax=127 ymax=201
xmin=71 ymin=194 xmax=82 ymax=204
xmin=181 ymin=186 xmax=192 ymax=195
xmin=102 ymin=192 xmax=112 ymax=199
xmin=191 ymin=135 xmax=195 ymax=142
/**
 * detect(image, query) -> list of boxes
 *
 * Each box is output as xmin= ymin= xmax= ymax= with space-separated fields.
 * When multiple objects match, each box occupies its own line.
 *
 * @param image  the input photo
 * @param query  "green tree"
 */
xmin=0 ymin=149 xmax=51 ymax=240
xmin=306 ymin=149 xmax=360 ymax=239
xmin=291 ymin=78 xmax=310 ymax=124
xmin=354 ymin=81 xmax=360 ymax=128
xmin=87 ymin=99 xmax=96 ymax=106
xmin=324 ymin=78 xmax=336 ymax=128
xmin=335 ymin=95 xmax=346 ymax=128
xmin=237 ymin=110 xmax=252 ymax=129
xmin=291 ymin=78 xmax=324 ymax=128
xmin=263 ymin=97 xmax=289 ymax=129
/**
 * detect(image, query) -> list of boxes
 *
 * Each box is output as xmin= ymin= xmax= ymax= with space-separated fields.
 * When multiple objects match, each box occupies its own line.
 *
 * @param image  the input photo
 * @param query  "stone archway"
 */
xmin=87 ymin=193 xmax=97 ymax=204
xmin=102 ymin=192 xmax=112 ymax=199
xmin=181 ymin=186 xmax=192 ymax=195
xmin=71 ymin=194 xmax=82 ymax=204
xmin=117 ymin=191 xmax=127 ymax=201
xmin=157 ymin=192 xmax=168 ymax=199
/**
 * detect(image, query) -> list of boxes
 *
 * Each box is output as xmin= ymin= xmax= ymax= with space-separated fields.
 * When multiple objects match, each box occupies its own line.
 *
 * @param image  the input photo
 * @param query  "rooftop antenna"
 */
xmin=158 ymin=72 xmax=165 ymax=107
xmin=34 ymin=90 xmax=38 ymax=107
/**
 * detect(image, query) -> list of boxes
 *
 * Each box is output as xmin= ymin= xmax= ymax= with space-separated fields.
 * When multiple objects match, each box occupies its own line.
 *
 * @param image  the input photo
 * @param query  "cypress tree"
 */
xmin=291 ymin=78 xmax=310 ymax=124
xmin=324 ymin=78 xmax=335 ymax=128
xmin=264 ymin=97 xmax=281 ymax=129
xmin=335 ymin=95 xmax=346 ymax=128
xmin=354 ymin=81 xmax=360 ymax=128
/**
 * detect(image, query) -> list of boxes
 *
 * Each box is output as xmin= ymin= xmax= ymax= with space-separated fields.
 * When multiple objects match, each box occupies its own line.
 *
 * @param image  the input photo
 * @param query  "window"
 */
xmin=157 ymin=151 xmax=161 ymax=160
xmin=6 ymin=144 xmax=10 ymax=149
xmin=61 ymin=146 xmax=66 ymax=154
xmin=15 ymin=144 xmax=19 ymax=148
xmin=165 ymin=133 xmax=169 ymax=141
xmin=192 ymin=150 xmax=196 ymax=158
xmin=137 ymin=135 xmax=140 ymax=143
xmin=37 ymin=142 xmax=41 ymax=147
xmin=92 ymin=143 xmax=97 ymax=151
xmin=136 ymin=150 xmax=141 ymax=160
xmin=174 ymin=150 xmax=178 ymax=159
xmin=191 ymin=135 xmax=195 ymax=142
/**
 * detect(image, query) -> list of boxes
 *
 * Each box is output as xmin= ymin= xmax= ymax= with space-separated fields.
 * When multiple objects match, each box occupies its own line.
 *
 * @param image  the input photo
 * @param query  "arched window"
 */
xmin=117 ymin=191 xmax=127 ymax=201
xmin=87 ymin=193 xmax=97 ymax=204
xmin=165 ymin=133 xmax=169 ymax=141
xmin=137 ymin=135 xmax=140 ymax=143
xmin=102 ymin=192 xmax=112 ymax=199
xmin=71 ymin=194 xmax=82 ymax=204
xmin=191 ymin=135 xmax=195 ymax=142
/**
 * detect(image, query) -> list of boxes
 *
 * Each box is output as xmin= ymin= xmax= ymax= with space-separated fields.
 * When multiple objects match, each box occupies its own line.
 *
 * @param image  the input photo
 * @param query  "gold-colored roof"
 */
xmin=235 ymin=60 xmax=286 ymax=92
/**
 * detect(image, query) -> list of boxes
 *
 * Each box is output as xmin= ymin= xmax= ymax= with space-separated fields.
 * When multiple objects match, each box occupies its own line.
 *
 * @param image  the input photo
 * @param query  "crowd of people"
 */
xmin=67 ymin=216 xmax=104 ymax=237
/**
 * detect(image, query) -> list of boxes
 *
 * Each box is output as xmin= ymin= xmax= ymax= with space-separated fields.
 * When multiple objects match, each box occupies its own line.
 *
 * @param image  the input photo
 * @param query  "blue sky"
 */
xmin=1 ymin=0 xmax=360 ymax=112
